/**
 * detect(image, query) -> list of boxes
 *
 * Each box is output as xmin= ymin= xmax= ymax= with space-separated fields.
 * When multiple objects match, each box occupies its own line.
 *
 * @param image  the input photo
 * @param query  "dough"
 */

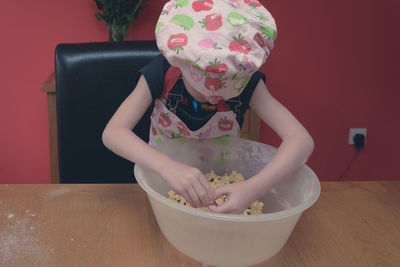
xmin=168 ymin=170 xmax=264 ymax=215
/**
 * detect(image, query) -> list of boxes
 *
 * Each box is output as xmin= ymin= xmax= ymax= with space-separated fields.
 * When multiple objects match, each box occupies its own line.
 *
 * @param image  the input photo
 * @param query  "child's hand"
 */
xmin=160 ymin=161 xmax=214 ymax=208
xmin=208 ymin=181 xmax=255 ymax=214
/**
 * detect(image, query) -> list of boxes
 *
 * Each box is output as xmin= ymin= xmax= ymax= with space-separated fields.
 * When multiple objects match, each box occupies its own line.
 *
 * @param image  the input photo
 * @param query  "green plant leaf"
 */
xmin=94 ymin=12 xmax=103 ymax=21
xmin=94 ymin=0 xmax=148 ymax=41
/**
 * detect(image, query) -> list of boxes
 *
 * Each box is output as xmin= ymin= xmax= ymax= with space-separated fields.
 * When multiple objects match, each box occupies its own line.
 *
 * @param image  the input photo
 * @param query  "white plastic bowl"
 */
xmin=134 ymin=137 xmax=320 ymax=266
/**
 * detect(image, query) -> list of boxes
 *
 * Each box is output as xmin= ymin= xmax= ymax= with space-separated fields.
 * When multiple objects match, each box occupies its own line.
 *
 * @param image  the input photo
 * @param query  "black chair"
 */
xmin=55 ymin=41 xmax=159 ymax=183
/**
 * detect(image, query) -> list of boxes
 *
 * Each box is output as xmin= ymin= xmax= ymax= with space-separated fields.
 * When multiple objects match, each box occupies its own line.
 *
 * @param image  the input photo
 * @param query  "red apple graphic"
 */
xmin=192 ymin=0 xmax=214 ymax=12
xmin=205 ymin=58 xmax=228 ymax=74
xmin=176 ymin=122 xmax=190 ymax=136
xmin=218 ymin=117 xmax=234 ymax=131
xmin=253 ymin=32 xmax=266 ymax=47
xmin=204 ymin=77 xmax=225 ymax=91
xmin=200 ymin=13 xmax=223 ymax=31
xmin=152 ymin=125 xmax=157 ymax=135
xmin=244 ymin=0 xmax=262 ymax=8
xmin=167 ymin=33 xmax=188 ymax=54
xmin=229 ymin=34 xmax=252 ymax=54
xmin=158 ymin=112 xmax=172 ymax=127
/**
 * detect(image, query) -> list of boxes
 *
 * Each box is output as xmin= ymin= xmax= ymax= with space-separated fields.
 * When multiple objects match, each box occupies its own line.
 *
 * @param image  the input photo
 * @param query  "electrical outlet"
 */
xmin=349 ymin=128 xmax=367 ymax=145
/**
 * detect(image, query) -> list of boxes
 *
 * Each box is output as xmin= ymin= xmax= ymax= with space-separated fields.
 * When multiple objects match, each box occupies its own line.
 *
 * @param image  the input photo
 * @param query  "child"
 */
xmin=102 ymin=0 xmax=314 ymax=214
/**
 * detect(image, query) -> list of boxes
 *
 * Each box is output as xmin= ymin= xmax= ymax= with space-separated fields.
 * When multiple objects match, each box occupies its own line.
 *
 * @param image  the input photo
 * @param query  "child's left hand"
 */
xmin=208 ymin=181 xmax=255 ymax=214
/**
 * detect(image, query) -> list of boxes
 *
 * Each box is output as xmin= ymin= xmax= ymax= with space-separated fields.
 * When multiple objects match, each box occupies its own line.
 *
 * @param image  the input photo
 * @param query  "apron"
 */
xmin=149 ymin=66 xmax=240 ymax=146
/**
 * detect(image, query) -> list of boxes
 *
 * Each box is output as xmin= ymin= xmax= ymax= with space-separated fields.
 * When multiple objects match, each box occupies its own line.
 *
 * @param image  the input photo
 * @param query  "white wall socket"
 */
xmin=349 ymin=128 xmax=367 ymax=145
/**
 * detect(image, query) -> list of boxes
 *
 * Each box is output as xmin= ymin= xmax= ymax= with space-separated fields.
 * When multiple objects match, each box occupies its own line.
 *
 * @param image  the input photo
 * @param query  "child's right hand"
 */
xmin=159 ymin=160 xmax=214 ymax=208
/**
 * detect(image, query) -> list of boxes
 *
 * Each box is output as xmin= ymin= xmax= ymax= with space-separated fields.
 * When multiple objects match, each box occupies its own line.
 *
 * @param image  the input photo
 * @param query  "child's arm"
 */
xmin=209 ymin=80 xmax=314 ymax=214
xmin=102 ymin=75 xmax=214 ymax=208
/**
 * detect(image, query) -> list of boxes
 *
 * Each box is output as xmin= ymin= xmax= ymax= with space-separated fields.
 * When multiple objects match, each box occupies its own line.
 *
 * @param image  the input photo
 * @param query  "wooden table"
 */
xmin=0 ymin=182 xmax=399 ymax=266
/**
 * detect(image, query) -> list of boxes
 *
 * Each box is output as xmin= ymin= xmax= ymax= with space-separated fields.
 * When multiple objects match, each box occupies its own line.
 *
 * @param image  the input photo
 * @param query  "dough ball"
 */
xmin=168 ymin=170 xmax=264 ymax=215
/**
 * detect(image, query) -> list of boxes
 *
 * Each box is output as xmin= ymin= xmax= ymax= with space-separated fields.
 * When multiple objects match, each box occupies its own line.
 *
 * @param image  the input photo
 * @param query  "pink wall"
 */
xmin=0 ymin=0 xmax=399 ymax=184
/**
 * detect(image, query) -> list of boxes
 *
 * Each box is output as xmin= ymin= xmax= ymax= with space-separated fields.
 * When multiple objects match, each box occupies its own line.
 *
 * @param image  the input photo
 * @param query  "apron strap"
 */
xmin=161 ymin=66 xmax=181 ymax=101
xmin=217 ymin=101 xmax=231 ymax=112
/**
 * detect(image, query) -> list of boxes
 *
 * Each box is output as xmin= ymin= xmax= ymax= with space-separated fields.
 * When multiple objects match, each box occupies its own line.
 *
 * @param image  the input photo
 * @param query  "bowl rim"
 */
xmin=134 ymin=163 xmax=321 ymax=222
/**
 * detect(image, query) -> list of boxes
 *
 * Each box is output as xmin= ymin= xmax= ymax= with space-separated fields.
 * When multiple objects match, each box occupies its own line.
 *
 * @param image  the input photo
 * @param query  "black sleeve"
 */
xmin=239 ymin=71 xmax=267 ymax=111
xmin=136 ymin=54 xmax=170 ymax=100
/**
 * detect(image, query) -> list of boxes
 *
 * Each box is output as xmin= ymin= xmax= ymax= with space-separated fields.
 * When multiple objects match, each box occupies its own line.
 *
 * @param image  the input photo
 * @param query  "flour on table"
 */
xmin=26 ymin=209 xmax=37 ymax=217
xmin=0 ymin=211 xmax=44 ymax=266
xmin=44 ymin=187 xmax=71 ymax=198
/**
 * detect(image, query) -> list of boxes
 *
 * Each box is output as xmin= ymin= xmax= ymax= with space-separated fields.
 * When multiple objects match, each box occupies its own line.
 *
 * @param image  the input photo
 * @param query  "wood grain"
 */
xmin=1 ymin=182 xmax=399 ymax=267
xmin=262 ymin=182 xmax=400 ymax=267
xmin=41 ymin=72 xmax=55 ymax=93
xmin=46 ymin=93 xmax=59 ymax=184
xmin=41 ymin=72 xmax=59 ymax=183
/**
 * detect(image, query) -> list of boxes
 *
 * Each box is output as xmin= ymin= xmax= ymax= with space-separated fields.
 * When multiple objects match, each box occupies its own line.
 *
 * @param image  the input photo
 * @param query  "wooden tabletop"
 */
xmin=0 ymin=182 xmax=399 ymax=267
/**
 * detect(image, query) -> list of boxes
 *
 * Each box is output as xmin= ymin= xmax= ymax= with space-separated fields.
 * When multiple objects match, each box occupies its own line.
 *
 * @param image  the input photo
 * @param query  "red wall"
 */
xmin=0 ymin=0 xmax=399 ymax=184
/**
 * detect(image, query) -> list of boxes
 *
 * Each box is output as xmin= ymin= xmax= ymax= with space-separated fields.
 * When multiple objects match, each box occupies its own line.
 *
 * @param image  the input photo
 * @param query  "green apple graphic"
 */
xmin=233 ymin=75 xmax=251 ymax=91
xmin=171 ymin=14 xmax=194 ymax=30
xmin=155 ymin=21 xmax=163 ymax=34
xmin=227 ymin=12 xmax=248 ymax=26
xmin=175 ymin=0 xmax=189 ymax=8
xmin=260 ymin=25 xmax=276 ymax=40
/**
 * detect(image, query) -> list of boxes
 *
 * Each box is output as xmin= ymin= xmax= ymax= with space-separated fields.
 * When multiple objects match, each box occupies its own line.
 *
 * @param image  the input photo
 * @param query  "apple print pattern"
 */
xmin=204 ymin=77 xmax=226 ymax=92
xmin=234 ymin=53 xmax=256 ymax=71
xmin=192 ymin=0 xmax=214 ymax=12
xmin=151 ymin=125 xmax=158 ymax=136
xmin=174 ymin=0 xmax=189 ymax=8
xmin=229 ymin=34 xmax=252 ymax=54
xmin=218 ymin=117 xmax=234 ymax=131
xmin=161 ymin=1 xmax=175 ymax=15
xmin=167 ymin=33 xmax=188 ymax=54
xmin=176 ymin=122 xmax=191 ymax=136
xmin=158 ymin=112 xmax=172 ymax=127
xmin=198 ymin=38 xmax=222 ymax=50
xmin=227 ymin=12 xmax=248 ymax=27
xmin=260 ymin=24 xmax=276 ymax=40
xmin=149 ymin=97 xmax=240 ymax=146
xmin=155 ymin=0 xmax=277 ymax=100
xmin=172 ymin=14 xmax=194 ymax=30
xmin=232 ymin=75 xmax=251 ymax=91
xmin=226 ymin=0 xmax=240 ymax=9
xmin=147 ymin=63 xmax=241 ymax=146
xmin=244 ymin=0 xmax=262 ymax=8
xmin=205 ymin=59 xmax=228 ymax=75
xmin=200 ymin=13 xmax=223 ymax=31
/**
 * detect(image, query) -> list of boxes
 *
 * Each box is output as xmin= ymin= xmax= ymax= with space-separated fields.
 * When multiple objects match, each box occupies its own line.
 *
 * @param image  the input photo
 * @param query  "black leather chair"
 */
xmin=55 ymin=41 xmax=159 ymax=183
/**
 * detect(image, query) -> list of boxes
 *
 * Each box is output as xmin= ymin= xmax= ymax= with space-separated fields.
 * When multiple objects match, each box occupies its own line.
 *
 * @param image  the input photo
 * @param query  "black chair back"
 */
xmin=55 ymin=41 xmax=159 ymax=183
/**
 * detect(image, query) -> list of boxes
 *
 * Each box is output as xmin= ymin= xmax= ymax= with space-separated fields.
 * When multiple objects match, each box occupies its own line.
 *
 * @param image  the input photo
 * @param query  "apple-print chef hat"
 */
xmin=155 ymin=0 xmax=277 ymax=100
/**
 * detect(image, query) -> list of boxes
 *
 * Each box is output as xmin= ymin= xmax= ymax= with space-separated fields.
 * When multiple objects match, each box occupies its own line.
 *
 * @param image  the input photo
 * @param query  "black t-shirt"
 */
xmin=138 ymin=54 xmax=266 ymax=131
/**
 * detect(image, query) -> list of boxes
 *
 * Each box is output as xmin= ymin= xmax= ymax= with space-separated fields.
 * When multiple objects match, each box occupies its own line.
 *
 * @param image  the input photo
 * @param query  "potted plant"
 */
xmin=94 ymin=0 xmax=147 ymax=42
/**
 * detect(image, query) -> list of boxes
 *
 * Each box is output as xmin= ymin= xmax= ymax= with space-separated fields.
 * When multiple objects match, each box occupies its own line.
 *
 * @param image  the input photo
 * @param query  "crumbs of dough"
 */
xmin=168 ymin=170 xmax=264 ymax=215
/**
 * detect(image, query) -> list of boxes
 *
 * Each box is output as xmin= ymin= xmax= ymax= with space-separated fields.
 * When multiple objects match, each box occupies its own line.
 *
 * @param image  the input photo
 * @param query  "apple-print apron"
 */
xmin=149 ymin=66 xmax=240 ymax=146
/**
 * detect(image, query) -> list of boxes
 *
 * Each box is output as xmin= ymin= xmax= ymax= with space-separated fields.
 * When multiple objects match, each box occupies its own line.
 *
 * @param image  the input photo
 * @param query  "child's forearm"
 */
xmin=103 ymin=126 xmax=215 ymax=207
xmin=102 ymin=127 xmax=175 ymax=177
xmin=246 ymin=132 xmax=314 ymax=199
